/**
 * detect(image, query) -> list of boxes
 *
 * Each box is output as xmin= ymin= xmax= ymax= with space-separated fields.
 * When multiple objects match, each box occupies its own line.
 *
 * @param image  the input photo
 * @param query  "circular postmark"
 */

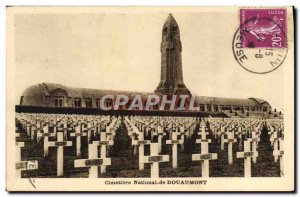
xmin=232 ymin=17 xmax=288 ymax=74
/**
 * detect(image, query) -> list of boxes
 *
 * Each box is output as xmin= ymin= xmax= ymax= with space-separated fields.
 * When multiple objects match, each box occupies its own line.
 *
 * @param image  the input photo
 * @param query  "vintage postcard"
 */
xmin=6 ymin=6 xmax=294 ymax=192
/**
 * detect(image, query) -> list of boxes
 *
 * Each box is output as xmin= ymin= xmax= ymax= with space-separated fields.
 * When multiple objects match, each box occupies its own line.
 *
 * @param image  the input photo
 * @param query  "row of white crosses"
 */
xmin=223 ymin=126 xmax=237 ymax=164
xmin=125 ymin=117 xmax=169 ymax=177
xmin=218 ymin=118 xmax=284 ymax=177
xmin=74 ymin=131 xmax=114 ymax=177
xmin=267 ymin=120 xmax=284 ymax=177
xmin=17 ymin=113 xmax=283 ymax=178
xmin=128 ymin=116 xmax=217 ymax=178
xmin=208 ymin=119 xmax=239 ymax=164
xmin=192 ymin=120 xmax=218 ymax=177
xmin=16 ymin=113 xmax=120 ymax=177
xmin=71 ymin=116 xmax=121 ymax=177
xmin=207 ymin=118 xmax=265 ymax=177
xmin=236 ymin=121 xmax=262 ymax=177
xmin=15 ymin=128 xmax=39 ymax=178
xmin=73 ymin=115 xmax=121 ymax=177
xmin=125 ymin=116 xmax=199 ymax=178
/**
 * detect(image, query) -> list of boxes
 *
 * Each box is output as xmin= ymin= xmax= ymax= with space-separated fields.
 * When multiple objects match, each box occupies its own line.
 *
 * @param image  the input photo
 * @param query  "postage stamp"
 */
xmin=239 ymin=9 xmax=287 ymax=48
xmin=232 ymin=8 xmax=288 ymax=74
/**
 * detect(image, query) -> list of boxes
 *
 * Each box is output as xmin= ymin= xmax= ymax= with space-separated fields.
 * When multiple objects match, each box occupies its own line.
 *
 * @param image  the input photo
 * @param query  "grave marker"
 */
xmin=142 ymin=143 xmax=169 ymax=178
xmin=93 ymin=132 xmax=114 ymax=173
xmin=74 ymin=143 xmax=111 ymax=178
xmin=166 ymin=131 xmax=183 ymax=168
xmin=48 ymin=132 xmax=72 ymax=176
xmin=37 ymin=124 xmax=56 ymax=157
xmin=132 ymin=131 xmax=151 ymax=170
xmin=223 ymin=130 xmax=237 ymax=164
xmin=192 ymin=138 xmax=217 ymax=177
xmin=15 ymin=141 xmax=38 ymax=178
xmin=236 ymin=140 xmax=258 ymax=177
xmin=273 ymin=138 xmax=284 ymax=177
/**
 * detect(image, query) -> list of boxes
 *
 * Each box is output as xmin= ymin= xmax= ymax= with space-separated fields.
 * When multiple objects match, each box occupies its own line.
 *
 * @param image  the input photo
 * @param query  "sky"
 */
xmin=13 ymin=9 xmax=286 ymax=111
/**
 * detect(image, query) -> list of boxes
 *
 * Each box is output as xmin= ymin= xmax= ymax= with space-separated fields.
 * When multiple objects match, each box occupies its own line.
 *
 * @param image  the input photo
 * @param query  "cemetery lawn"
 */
xmin=22 ymin=134 xmax=280 ymax=178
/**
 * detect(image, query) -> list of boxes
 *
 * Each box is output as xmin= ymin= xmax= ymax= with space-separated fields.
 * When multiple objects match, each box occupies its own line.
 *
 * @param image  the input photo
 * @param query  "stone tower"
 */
xmin=155 ymin=14 xmax=190 ymax=95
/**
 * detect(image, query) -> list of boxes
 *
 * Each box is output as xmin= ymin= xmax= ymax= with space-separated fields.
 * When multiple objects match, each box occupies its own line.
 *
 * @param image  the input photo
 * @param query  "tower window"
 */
xmin=163 ymin=27 xmax=168 ymax=33
xmin=173 ymin=26 xmax=178 ymax=32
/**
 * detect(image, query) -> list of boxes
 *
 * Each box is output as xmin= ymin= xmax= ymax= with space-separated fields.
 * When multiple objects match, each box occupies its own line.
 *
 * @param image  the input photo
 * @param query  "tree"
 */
xmin=111 ymin=123 xmax=131 ymax=156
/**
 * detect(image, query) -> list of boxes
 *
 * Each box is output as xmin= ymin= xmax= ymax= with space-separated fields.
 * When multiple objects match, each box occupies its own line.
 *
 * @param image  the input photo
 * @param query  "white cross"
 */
xmin=192 ymin=138 xmax=217 ymax=177
xmin=235 ymin=126 xmax=244 ymax=150
xmin=178 ymin=126 xmax=186 ymax=151
xmin=269 ymin=129 xmax=279 ymax=162
xmin=92 ymin=132 xmax=114 ymax=173
xmin=29 ymin=123 xmax=37 ymax=140
xmin=48 ymin=132 xmax=72 ymax=176
xmin=166 ymin=131 xmax=183 ymax=168
xmin=74 ymin=143 xmax=111 ymax=178
xmin=15 ymin=141 xmax=38 ymax=178
xmin=36 ymin=124 xmax=56 ymax=157
xmin=273 ymin=138 xmax=284 ymax=177
xmin=36 ymin=122 xmax=44 ymax=142
xmin=83 ymin=121 xmax=94 ymax=143
xmin=49 ymin=120 xmax=58 ymax=136
xmin=62 ymin=119 xmax=70 ymax=139
xmin=248 ymin=130 xmax=260 ymax=163
xmin=157 ymin=125 xmax=166 ymax=153
xmin=236 ymin=140 xmax=258 ymax=177
xmin=223 ymin=130 xmax=237 ymax=164
xmin=70 ymin=124 xmax=87 ymax=157
xmin=132 ymin=131 xmax=151 ymax=170
xmin=25 ymin=122 xmax=31 ymax=137
xmin=141 ymin=143 xmax=169 ymax=178
xmin=220 ymin=126 xmax=226 ymax=151
xmin=211 ymin=125 xmax=217 ymax=139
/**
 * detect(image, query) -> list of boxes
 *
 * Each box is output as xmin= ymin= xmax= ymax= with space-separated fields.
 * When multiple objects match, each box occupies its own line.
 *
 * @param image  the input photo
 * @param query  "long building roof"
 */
xmin=21 ymin=83 xmax=271 ymax=107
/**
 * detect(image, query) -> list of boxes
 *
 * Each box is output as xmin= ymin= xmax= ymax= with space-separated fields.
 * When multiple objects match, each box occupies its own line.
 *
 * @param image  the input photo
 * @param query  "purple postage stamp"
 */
xmin=240 ymin=8 xmax=287 ymax=48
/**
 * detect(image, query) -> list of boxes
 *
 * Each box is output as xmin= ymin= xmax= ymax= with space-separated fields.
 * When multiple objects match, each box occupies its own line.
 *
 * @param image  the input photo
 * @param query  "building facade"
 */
xmin=19 ymin=14 xmax=275 ymax=118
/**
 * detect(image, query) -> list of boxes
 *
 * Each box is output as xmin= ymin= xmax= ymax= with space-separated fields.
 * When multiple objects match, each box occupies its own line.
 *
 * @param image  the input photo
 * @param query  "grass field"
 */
xmin=19 ymin=121 xmax=281 ymax=178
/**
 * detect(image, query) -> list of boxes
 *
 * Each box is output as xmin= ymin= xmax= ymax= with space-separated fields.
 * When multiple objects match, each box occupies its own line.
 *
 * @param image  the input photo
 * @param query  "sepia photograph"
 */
xmin=6 ymin=6 xmax=294 ymax=192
